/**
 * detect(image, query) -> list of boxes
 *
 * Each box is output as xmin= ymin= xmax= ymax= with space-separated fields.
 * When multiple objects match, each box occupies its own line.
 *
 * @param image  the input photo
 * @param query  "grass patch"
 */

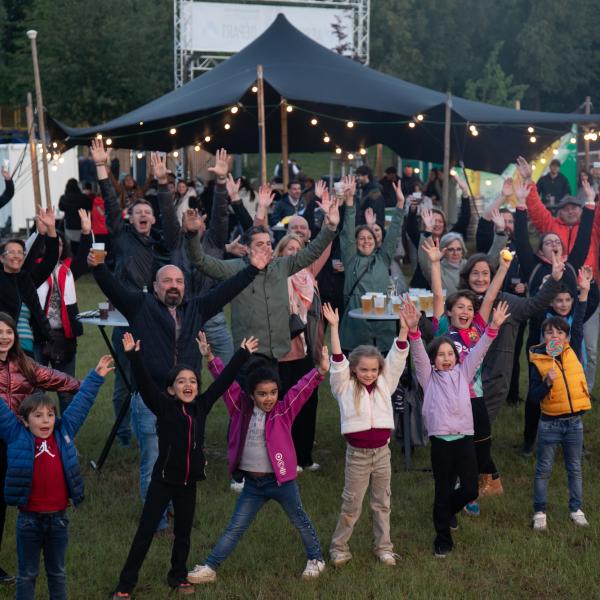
xmin=0 ymin=274 xmax=597 ymax=599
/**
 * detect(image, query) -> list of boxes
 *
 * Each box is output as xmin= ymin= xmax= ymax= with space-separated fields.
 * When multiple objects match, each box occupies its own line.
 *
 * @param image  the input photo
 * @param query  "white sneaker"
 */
xmin=377 ymin=552 xmax=399 ymax=566
xmin=187 ymin=564 xmax=216 ymax=584
xmin=301 ymin=559 xmax=325 ymax=579
xmin=532 ymin=512 xmax=547 ymax=531
xmin=304 ymin=463 xmax=321 ymax=472
xmin=296 ymin=465 xmax=304 ymax=473
xmin=230 ymin=479 xmax=244 ymax=493
xmin=570 ymin=509 xmax=589 ymax=527
xmin=330 ymin=549 xmax=352 ymax=568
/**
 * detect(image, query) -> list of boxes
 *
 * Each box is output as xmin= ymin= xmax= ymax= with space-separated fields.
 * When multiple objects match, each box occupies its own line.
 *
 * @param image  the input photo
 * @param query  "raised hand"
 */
xmin=208 ymin=148 xmax=230 ymax=179
xmin=315 ymin=187 xmax=331 ymax=215
xmin=35 ymin=211 xmax=47 ymax=235
xmin=150 ymin=152 xmax=168 ymax=184
xmin=248 ymin=247 xmax=270 ymax=270
xmin=501 ymin=177 xmax=514 ymax=198
xmin=322 ymin=302 xmax=339 ymax=327
xmin=452 ymin=172 xmax=470 ymax=196
xmin=578 ymin=265 xmax=593 ymax=292
xmin=491 ymin=300 xmax=511 ymax=329
xmin=95 ymin=355 xmax=115 ymax=376
xmin=516 ymin=156 xmax=532 ymax=182
xmin=122 ymin=332 xmax=140 ymax=353
xmin=314 ymin=179 xmax=326 ymax=200
xmin=241 ymin=336 xmax=259 ymax=353
xmin=400 ymin=299 xmax=420 ymax=332
xmin=514 ymin=180 xmax=529 ymax=206
xmin=78 ymin=209 xmax=91 ymax=235
xmin=225 ymin=235 xmax=248 ymax=257
xmin=420 ymin=207 xmax=434 ymax=232
xmin=182 ymin=208 xmax=206 ymax=235
xmin=490 ymin=208 xmax=505 ymax=232
xmin=90 ymin=138 xmax=109 ymax=165
xmin=257 ymin=184 xmax=275 ymax=209
xmin=365 ymin=207 xmax=376 ymax=227
xmin=318 ymin=345 xmax=330 ymax=375
xmin=581 ymin=179 xmax=596 ymax=204
xmin=421 ymin=236 xmax=446 ymax=263
xmin=391 ymin=181 xmax=405 ymax=208
xmin=37 ymin=206 xmax=56 ymax=235
xmin=342 ymin=174 xmax=356 ymax=202
xmin=323 ymin=196 xmax=340 ymax=229
xmin=551 ymin=251 xmax=565 ymax=281
xmin=196 ymin=331 xmax=212 ymax=358
xmin=225 ymin=174 xmax=241 ymax=201
xmin=1 ymin=166 xmax=10 ymax=180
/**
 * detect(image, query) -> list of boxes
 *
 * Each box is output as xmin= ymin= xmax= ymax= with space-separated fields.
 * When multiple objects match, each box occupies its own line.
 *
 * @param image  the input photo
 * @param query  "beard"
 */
xmin=164 ymin=289 xmax=182 ymax=307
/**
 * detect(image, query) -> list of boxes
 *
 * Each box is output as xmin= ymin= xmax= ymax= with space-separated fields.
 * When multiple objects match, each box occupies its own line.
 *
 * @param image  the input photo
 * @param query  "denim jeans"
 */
xmin=203 ymin=311 xmax=234 ymax=365
xmin=111 ymin=327 xmax=132 ymax=444
xmin=16 ymin=510 xmax=69 ymax=600
xmin=33 ymin=343 xmax=77 ymax=415
xmin=533 ymin=416 xmax=584 ymax=513
xmin=205 ymin=475 xmax=322 ymax=569
xmin=130 ymin=393 xmax=168 ymax=531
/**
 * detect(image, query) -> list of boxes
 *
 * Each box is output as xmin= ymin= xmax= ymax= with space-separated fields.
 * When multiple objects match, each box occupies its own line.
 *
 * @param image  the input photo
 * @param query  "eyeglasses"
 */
xmin=445 ymin=247 xmax=463 ymax=253
xmin=542 ymin=239 xmax=562 ymax=247
xmin=3 ymin=250 xmax=24 ymax=257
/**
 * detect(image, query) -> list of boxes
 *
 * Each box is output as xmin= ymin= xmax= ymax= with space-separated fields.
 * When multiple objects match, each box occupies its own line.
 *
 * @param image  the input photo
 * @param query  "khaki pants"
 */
xmin=330 ymin=444 xmax=393 ymax=556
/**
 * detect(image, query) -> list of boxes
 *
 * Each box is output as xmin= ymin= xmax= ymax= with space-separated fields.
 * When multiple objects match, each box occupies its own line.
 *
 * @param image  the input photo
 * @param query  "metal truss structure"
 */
xmin=174 ymin=0 xmax=370 ymax=87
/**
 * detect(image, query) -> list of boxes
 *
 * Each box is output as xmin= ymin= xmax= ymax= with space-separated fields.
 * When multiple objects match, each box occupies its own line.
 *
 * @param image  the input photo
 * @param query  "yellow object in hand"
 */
xmin=500 ymin=248 xmax=514 ymax=262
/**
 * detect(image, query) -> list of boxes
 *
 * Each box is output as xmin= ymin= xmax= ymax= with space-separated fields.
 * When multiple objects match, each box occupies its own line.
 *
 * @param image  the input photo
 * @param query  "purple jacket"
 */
xmin=410 ymin=328 xmax=497 ymax=437
xmin=208 ymin=358 xmax=324 ymax=484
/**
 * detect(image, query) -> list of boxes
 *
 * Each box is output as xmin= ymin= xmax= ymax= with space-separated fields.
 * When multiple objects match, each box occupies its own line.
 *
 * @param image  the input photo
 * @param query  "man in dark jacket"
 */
xmin=354 ymin=165 xmax=385 ymax=229
xmin=87 ymin=249 xmax=266 ymax=531
xmin=536 ymin=159 xmax=571 ymax=208
xmin=269 ymin=180 xmax=305 ymax=227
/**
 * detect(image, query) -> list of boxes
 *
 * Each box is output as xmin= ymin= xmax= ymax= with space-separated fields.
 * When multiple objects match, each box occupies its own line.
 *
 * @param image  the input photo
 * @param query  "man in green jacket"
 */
xmin=183 ymin=196 xmax=339 ymax=359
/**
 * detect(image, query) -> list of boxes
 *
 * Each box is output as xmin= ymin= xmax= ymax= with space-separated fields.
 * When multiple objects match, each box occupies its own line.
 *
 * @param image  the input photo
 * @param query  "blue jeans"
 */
xmin=16 ymin=510 xmax=69 ymax=600
xmin=205 ymin=475 xmax=322 ymax=569
xmin=130 ymin=393 xmax=168 ymax=531
xmin=111 ymin=327 xmax=132 ymax=444
xmin=203 ymin=311 xmax=234 ymax=365
xmin=533 ymin=416 xmax=584 ymax=513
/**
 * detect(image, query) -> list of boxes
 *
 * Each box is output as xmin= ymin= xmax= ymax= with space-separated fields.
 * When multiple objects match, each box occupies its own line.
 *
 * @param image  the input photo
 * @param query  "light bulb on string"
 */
xmin=52 ymin=141 xmax=58 ymax=149
xmin=531 ymin=163 xmax=536 ymax=170
xmin=136 ymin=152 xmax=144 ymax=159
xmin=58 ymin=156 xmax=64 ymax=164
xmin=416 ymin=114 xmax=424 ymax=121
xmin=204 ymin=135 xmax=211 ymax=143
xmin=52 ymin=153 xmax=59 ymax=161
xmin=408 ymin=121 xmax=416 ymax=128
xmin=527 ymin=126 xmax=535 ymax=133
xmin=323 ymin=135 xmax=330 ymax=143
xmin=286 ymin=105 xmax=293 ymax=113
xmin=230 ymin=106 xmax=239 ymax=114
xmin=529 ymin=136 xmax=537 ymax=143
xmin=46 ymin=152 xmax=51 ymax=160
xmin=172 ymin=151 xmax=179 ymax=158
xmin=224 ymin=123 xmax=231 ymax=130
xmin=450 ymin=169 xmax=457 ymax=176
xmin=346 ymin=121 xmax=354 ymax=128
xmin=194 ymin=145 xmax=201 ymax=152
xmin=540 ymin=157 xmax=546 ymax=164
xmin=485 ymin=179 xmax=492 ymax=186
xmin=359 ymin=148 xmax=367 ymax=155
xmin=471 ymin=128 xmax=479 ymax=137
xmin=139 ymin=121 xmax=144 ymax=126
xmin=570 ymin=137 xmax=577 ymax=144
xmin=414 ymin=167 xmax=421 ymax=174
xmin=105 ymin=138 xmax=112 ymax=146
xmin=310 ymin=118 xmax=318 ymax=126
xmin=335 ymin=147 xmax=342 ymax=155
xmin=169 ymin=128 xmax=177 ymax=135
xmin=95 ymin=133 xmax=102 ymax=140
xmin=251 ymin=85 xmax=258 ymax=93
xmin=347 ymin=153 xmax=354 ymax=160
xmin=51 ymin=164 xmax=58 ymax=172
xmin=552 ymin=149 xmax=559 ymax=155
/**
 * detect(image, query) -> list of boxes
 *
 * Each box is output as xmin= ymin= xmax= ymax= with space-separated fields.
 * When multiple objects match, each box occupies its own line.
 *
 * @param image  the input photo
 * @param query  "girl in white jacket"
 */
xmin=323 ymin=303 xmax=409 ymax=568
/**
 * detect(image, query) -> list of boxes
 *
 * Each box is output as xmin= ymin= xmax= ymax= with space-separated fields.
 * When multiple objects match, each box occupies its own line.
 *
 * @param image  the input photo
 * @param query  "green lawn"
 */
xmin=1 ymin=274 xmax=598 ymax=599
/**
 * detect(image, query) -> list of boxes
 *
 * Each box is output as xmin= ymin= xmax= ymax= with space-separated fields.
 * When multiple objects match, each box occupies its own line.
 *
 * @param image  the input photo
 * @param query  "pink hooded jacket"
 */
xmin=208 ymin=358 xmax=324 ymax=484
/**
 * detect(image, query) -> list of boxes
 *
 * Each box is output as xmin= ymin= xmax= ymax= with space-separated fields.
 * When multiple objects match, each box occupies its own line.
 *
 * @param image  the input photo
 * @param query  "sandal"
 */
xmin=173 ymin=582 xmax=195 ymax=595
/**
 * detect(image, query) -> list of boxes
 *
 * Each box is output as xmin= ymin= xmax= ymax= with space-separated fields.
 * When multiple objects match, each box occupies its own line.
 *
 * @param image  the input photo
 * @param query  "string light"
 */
xmin=470 ymin=128 xmax=479 ymax=137
xmin=346 ymin=121 xmax=354 ymax=128
xmin=230 ymin=106 xmax=239 ymax=114
xmin=139 ymin=121 xmax=144 ymax=126
xmin=527 ymin=126 xmax=535 ymax=133
xmin=46 ymin=152 xmax=51 ymax=160
xmin=469 ymin=124 xmax=477 ymax=132
xmin=414 ymin=167 xmax=421 ymax=174
xmin=310 ymin=118 xmax=318 ymax=126
xmin=58 ymin=156 xmax=64 ymax=164
xmin=408 ymin=121 xmax=416 ymax=128
xmin=552 ymin=149 xmax=559 ymax=155
xmin=323 ymin=135 xmax=330 ymax=143
xmin=169 ymin=128 xmax=177 ymax=135
xmin=95 ymin=133 xmax=102 ymax=140
xmin=335 ymin=147 xmax=342 ymax=155
xmin=52 ymin=141 xmax=58 ymax=148
xmin=286 ymin=105 xmax=293 ymax=113
xmin=172 ymin=150 xmax=179 ymax=158
xmin=347 ymin=153 xmax=354 ymax=160
xmin=570 ymin=137 xmax=577 ymax=144
xmin=204 ymin=135 xmax=211 ymax=142
xmin=359 ymin=148 xmax=367 ymax=155
xmin=105 ymin=138 xmax=112 ymax=146
xmin=136 ymin=152 xmax=144 ymax=159
xmin=51 ymin=164 xmax=58 ymax=172
xmin=251 ymin=85 xmax=258 ymax=93
xmin=224 ymin=123 xmax=231 ymax=130
xmin=416 ymin=114 xmax=424 ymax=121
xmin=194 ymin=144 xmax=201 ymax=152
xmin=590 ymin=132 xmax=598 ymax=141
xmin=52 ymin=153 xmax=59 ymax=161
xmin=485 ymin=179 xmax=492 ymax=186
xmin=529 ymin=136 xmax=537 ymax=143
xmin=540 ymin=157 xmax=546 ymax=164
xmin=450 ymin=169 xmax=457 ymax=176
xmin=531 ymin=163 xmax=536 ymax=170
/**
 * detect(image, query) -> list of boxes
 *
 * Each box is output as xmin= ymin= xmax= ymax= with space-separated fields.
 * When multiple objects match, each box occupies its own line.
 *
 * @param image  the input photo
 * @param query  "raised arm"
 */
xmin=70 ymin=210 xmax=93 ymax=279
xmin=421 ymin=236 xmax=445 ymax=319
xmin=402 ymin=301 xmax=432 ymax=388
xmin=152 ymin=152 xmax=181 ymax=251
xmin=380 ymin=207 xmax=405 ymax=264
xmin=206 ymin=180 xmax=232 ymax=250
xmin=0 ymin=169 xmax=14 ymax=210
xmin=512 ymin=207 xmax=536 ymax=281
xmin=479 ymin=253 xmax=510 ymax=323
xmin=568 ymin=199 xmax=595 ymax=270
xmin=28 ymin=208 xmax=59 ymax=286
xmin=90 ymin=139 xmax=123 ymax=235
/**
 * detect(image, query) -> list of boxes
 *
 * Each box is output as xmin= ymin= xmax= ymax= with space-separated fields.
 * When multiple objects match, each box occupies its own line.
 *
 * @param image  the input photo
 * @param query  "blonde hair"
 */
xmin=348 ymin=345 xmax=385 ymax=414
xmin=273 ymin=232 xmax=306 ymax=257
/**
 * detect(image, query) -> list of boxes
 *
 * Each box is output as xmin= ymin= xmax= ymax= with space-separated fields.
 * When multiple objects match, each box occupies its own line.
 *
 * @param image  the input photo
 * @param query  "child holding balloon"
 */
xmin=528 ymin=296 xmax=592 ymax=531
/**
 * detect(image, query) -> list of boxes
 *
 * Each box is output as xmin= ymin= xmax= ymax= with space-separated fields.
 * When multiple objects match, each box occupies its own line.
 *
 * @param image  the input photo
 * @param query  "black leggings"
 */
xmin=471 ymin=397 xmax=498 ymax=476
xmin=523 ymin=398 xmax=541 ymax=447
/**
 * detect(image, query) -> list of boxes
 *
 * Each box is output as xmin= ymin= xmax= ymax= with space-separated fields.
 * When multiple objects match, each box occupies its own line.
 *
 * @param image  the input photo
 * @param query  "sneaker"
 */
xmin=304 ymin=463 xmax=321 ymax=472
xmin=0 ymin=567 xmax=14 ymax=584
xmin=521 ymin=442 xmax=534 ymax=458
xmin=464 ymin=501 xmax=480 ymax=517
xmin=479 ymin=474 xmax=504 ymax=497
xmin=532 ymin=512 xmax=547 ymax=531
xmin=187 ymin=564 xmax=217 ymax=584
xmin=434 ymin=546 xmax=451 ymax=558
xmin=330 ymin=549 xmax=352 ymax=568
xmin=112 ymin=593 xmax=131 ymax=600
xmin=301 ymin=559 xmax=325 ymax=579
xmin=378 ymin=552 xmax=399 ymax=566
xmin=570 ymin=509 xmax=589 ymax=527
xmin=230 ymin=479 xmax=244 ymax=493
xmin=296 ymin=465 xmax=304 ymax=473
xmin=449 ymin=515 xmax=459 ymax=531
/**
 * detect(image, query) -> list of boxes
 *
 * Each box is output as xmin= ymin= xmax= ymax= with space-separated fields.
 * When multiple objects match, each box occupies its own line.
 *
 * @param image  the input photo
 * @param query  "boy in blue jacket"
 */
xmin=0 ymin=355 xmax=113 ymax=600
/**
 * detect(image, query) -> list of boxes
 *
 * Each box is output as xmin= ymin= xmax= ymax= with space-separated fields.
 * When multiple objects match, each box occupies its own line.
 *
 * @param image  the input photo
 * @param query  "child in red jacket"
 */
xmin=188 ymin=333 xmax=329 ymax=584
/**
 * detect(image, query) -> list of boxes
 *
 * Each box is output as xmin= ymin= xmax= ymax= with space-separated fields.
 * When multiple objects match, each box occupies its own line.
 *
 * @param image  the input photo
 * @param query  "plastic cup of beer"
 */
xmin=361 ymin=294 xmax=374 ymax=314
xmin=98 ymin=302 xmax=109 ymax=320
xmin=419 ymin=292 xmax=434 ymax=313
xmin=409 ymin=295 xmax=420 ymax=311
xmin=91 ymin=242 xmax=107 ymax=264
xmin=392 ymin=296 xmax=402 ymax=315
xmin=374 ymin=294 xmax=386 ymax=315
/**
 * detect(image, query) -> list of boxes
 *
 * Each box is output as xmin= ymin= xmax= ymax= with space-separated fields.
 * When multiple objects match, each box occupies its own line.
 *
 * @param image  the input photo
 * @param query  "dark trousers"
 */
xmin=279 ymin=357 xmax=319 ymax=467
xmin=523 ymin=399 xmax=541 ymax=447
xmin=116 ymin=479 xmax=196 ymax=593
xmin=507 ymin=322 xmax=526 ymax=403
xmin=430 ymin=436 xmax=478 ymax=552
xmin=472 ymin=397 xmax=497 ymax=475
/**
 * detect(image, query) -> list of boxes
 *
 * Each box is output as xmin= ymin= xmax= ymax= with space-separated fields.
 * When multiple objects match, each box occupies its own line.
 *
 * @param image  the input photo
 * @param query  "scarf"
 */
xmin=37 ymin=259 xmax=77 ymax=338
xmin=288 ymin=269 xmax=315 ymax=322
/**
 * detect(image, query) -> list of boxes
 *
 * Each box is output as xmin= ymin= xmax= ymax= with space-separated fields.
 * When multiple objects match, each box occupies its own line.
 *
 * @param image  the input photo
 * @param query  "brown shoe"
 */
xmin=479 ymin=474 xmax=504 ymax=497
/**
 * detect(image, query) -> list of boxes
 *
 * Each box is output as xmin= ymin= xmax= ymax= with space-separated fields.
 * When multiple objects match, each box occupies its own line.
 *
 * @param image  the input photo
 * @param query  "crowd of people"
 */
xmin=0 ymin=147 xmax=596 ymax=598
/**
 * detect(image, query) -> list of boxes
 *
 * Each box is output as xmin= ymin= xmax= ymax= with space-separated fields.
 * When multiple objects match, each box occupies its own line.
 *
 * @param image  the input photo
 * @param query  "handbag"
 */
xmin=289 ymin=313 xmax=306 ymax=339
xmin=305 ymin=286 xmax=324 ymax=363
xmin=42 ymin=329 xmax=77 ymax=364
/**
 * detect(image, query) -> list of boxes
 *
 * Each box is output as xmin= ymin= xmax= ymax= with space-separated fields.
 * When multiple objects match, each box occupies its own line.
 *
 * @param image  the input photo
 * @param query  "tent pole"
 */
xmin=584 ymin=96 xmax=591 ymax=170
xmin=27 ymin=30 xmax=52 ymax=209
xmin=256 ymin=65 xmax=267 ymax=186
xmin=280 ymin=98 xmax=289 ymax=189
xmin=442 ymin=92 xmax=452 ymax=217
xmin=26 ymin=92 xmax=42 ymax=213
xmin=375 ymin=144 xmax=383 ymax=178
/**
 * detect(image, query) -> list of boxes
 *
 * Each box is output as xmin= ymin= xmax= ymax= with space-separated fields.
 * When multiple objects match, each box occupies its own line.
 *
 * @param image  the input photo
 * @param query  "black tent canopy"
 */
xmin=50 ymin=14 xmax=600 ymax=172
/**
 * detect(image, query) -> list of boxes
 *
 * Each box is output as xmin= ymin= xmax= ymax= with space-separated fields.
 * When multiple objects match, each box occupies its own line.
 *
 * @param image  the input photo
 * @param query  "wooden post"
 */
xmin=584 ymin=96 xmax=591 ymax=171
xmin=26 ymin=92 xmax=42 ymax=212
xmin=375 ymin=144 xmax=384 ymax=178
xmin=27 ymin=30 xmax=52 ymax=209
xmin=256 ymin=65 xmax=267 ymax=186
xmin=442 ymin=92 xmax=452 ymax=217
xmin=280 ymin=98 xmax=289 ymax=189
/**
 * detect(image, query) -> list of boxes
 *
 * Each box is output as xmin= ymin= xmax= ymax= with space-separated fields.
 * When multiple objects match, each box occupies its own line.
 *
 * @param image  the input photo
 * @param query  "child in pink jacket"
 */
xmin=188 ymin=334 xmax=330 ymax=584
xmin=402 ymin=300 xmax=509 ymax=558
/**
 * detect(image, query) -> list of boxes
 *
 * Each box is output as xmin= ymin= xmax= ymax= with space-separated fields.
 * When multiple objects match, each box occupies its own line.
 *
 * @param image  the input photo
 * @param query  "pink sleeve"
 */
xmin=208 ymin=357 xmax=243 ymax=415
xmin=278 ymin=368 xmax=324 ymax=423
xmin=409 ymin=337 xmax=432 ymax=389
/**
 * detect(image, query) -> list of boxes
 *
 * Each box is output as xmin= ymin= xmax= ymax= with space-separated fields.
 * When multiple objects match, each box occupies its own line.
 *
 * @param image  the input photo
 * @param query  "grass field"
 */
xmin=0 ymin=274 xmax=598 ymax=600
